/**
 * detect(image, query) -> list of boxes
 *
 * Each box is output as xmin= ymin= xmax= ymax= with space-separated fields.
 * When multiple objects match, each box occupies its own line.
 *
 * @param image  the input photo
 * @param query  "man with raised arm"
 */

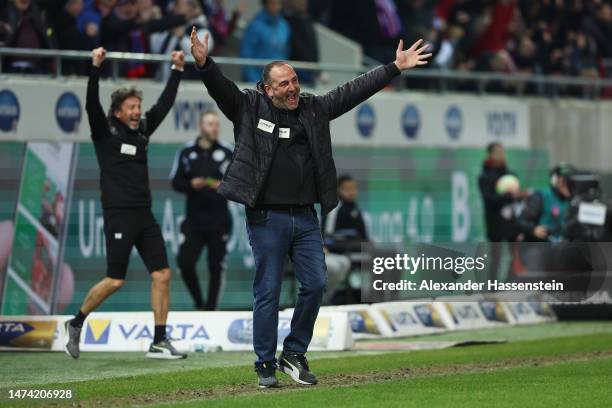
xmin=64 ymin=47 xmax=187 ymax=360
xmin=190 ymin=28 xmax=430 ymax=387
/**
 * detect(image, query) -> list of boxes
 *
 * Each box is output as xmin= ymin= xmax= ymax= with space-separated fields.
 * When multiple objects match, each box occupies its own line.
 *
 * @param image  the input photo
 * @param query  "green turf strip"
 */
xmin=2 ymin=321 xmax=612 ymax=388
xmin=178 ymin=357 xmax=612 ymax=408
xmin=1 ymin=333 xmax=611 ymax=407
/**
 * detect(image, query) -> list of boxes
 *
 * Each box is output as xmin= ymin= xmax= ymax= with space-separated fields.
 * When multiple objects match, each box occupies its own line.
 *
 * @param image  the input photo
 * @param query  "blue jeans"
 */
xmin=245 ymin=207 xmax=327 ymax=364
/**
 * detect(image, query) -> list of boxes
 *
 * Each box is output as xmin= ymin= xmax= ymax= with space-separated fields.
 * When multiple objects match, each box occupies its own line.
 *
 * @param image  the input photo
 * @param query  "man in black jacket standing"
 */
xmin=190 ymin=28 xmax=430 ymax=388
xmin=479 ymin=143 xmax=520 ymax=242
xmin=478 ymin=142 xmax=524 ymax=281
xmin=171 ymin=111 xmax=233 ymax=311
xmin=63 ymin=47 xmax=186 ymax=360
xmin=324 ymin=174 xmax=369 ymax=241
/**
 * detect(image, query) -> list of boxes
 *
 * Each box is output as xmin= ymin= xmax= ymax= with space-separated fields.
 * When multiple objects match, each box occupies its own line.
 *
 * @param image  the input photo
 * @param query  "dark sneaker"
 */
xmin=64 ymin=319 xmax=81 ymax=359
xmin=279 ymin=352 xmax=317 ymax=385
xmin=255 ymin=361 xmax=279 ymax=389
xmin=146 ymin=339 xmax=187 ymax=360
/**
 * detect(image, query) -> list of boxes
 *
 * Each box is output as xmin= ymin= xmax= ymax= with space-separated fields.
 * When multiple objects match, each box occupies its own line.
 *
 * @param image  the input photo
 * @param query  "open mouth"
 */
xmin=287 ymin=95 xmax=297 ymax=105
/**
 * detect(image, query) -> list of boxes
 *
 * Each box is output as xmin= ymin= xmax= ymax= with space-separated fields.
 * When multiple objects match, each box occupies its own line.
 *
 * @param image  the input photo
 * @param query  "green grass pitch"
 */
xmin=1 ymin=322 xmax=611 ymax=407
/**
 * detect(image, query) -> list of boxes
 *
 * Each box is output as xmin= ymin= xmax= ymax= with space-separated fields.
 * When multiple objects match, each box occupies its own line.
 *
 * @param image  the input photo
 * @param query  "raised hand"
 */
xmin=190 ymin=27 xmax=209 ymax=67
xmin=171 ymin=50 xmax=185 ymax=70
xmin=92 ymin=47 xmax=106 ymax=67
xmin=393 ymin=39 xmax=432 ymax=71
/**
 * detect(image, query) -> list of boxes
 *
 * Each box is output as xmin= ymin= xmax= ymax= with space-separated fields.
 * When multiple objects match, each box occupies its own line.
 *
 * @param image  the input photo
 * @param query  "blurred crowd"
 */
xmin=0 ymin=0 xmax=318 ymax=81
xmin=313 ymin=0 xmax=612 ymax=80
xmin=0 ymin=0 xmax=243 ymax=76
xmin=2 ymin=0 xmax=612 ymax=86
xmin=311 ymin=0 xmax=612 ymax=77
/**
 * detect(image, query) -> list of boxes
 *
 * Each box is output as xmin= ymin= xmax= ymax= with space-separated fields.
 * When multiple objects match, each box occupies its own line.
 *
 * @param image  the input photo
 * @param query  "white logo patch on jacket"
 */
xmin=257 ymin=118 xmax=275 ymax=133
xmin=279 ymin=128 xmax=291 ymax=139
xmin=212 ymin=149 xmax=226 ymax=162
xmin=120 ymin=143 xmax=137 ymax=156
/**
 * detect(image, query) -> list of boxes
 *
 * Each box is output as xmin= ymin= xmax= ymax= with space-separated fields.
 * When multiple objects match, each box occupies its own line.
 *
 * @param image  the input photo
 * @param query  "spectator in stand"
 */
xmin=150 ymin=0 xmax=213 ymax=79
xmin=50 ymin=0 xmax=97 ymax=75
xmin=396 ymin=0 xmax=450 ymax=89
xmin=100 ymin=0 xmax=186 ymax=78
xmin=584 ymin=3 xmax=612 ymax=60
xmin=396 ymin=0 xmax=437 ymax=44
xmin=508 ymin=33 xmax=537 ymax=92
xmin=469 ymin=0 xmax=517 ymax=63
xmin=239 ymin=0 xmax=290 ymax=83
xmin=76 ymin=0 xmax=117 ymax=47
xmin=307 ymin=0 xmax=330 ymax=24
xmin=202 ymin=0 xmax=241 ymax=50
xmin=283 ymin=0 xmax=319 ymax=86
xmin=0 ymin=0 xmax=57 ymax=73
xmin=328 ymin=0 xmax=403 ymax=64
xmin=568 ymin=30 xmax=599 ymax=78
xmin=445 ymin=0 xmax=492 ymax=59
xmin=531 ymin=24 xmax=565 ymax=76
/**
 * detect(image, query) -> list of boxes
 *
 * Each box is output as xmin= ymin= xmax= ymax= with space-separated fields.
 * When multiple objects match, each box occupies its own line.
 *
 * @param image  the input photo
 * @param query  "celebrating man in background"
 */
xmin=63 ymin=47 xmax=186 ymax=360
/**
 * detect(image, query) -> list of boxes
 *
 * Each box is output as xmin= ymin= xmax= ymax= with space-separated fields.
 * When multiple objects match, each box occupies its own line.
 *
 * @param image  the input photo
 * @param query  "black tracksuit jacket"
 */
xmin=86 ymin=65 xmax=181 ymax=209
xmin=171 ymin=138 xmax=233 ymax=230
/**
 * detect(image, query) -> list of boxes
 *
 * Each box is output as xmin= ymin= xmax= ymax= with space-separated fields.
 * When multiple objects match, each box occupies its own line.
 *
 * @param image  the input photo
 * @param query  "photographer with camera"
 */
xmin=517 ymin=164 xmax=574 ymax=242
xmin=515 ymin=164 xmax=607 ymax=300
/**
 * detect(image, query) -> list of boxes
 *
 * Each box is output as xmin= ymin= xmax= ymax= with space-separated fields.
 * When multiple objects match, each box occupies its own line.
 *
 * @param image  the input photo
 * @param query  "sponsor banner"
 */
xmin=502 ymin=301 xmax=557 ymax=325
xmin=370 ymin=301 xmax=448 ymax=337
xmin=0 ymin=78 xmax=528 ymax=147
xmin=0 ymin=89 xmax=20 ymax=133
xmin=477 ymin=300 xmax=512 ymax=324
xmin=0 ymin=78 xmax=221 ymax=143
xmin=435 ymin=301 xmax=510 ymax=330
xmin=222 ymin=311 xmax=352 ymax=352
xmin=0 ymin=311 xmax=353 ymax=352
xmin=336 ymin=94 xmax=530 ymax=148
xmin=1 ymin=142 xmax=77 ymax=315
xmin=0 ymin=317 xmax=57 ymax=350
xmin=320 ymin=305 xmax=390 ymax=339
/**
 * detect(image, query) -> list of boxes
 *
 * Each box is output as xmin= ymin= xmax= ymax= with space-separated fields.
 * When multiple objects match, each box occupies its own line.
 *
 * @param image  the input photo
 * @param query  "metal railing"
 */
xmin=2 ymin=47 xmax=612 ymax=98
xmin=0 ymin=47 xmax=361 ymax=78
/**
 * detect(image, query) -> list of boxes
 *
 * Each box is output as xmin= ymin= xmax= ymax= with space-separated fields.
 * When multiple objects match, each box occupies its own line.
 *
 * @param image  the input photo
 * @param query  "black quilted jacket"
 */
xmin=197 ymin=57 xmax=400 ymax=215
